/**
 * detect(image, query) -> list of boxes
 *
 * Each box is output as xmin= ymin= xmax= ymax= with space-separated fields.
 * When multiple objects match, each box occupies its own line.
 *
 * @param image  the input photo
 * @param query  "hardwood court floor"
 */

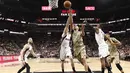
xmin=0 ymin=58 xmax=129 ymax=73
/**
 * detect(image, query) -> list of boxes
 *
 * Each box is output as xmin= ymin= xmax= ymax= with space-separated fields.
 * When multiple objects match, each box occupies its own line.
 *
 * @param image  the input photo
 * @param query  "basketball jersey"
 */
xmin=95 ymin=29 xmax=108 ymax=47
xmin=20 ymin=44 xmax=32 ymax=61
xmin=106 ymin=37 xmax=119 ymax=54
xmin=61 ymin=32 xmax=71 ymax=47
xmin=72 ymin=30 xmax=85 ymax=56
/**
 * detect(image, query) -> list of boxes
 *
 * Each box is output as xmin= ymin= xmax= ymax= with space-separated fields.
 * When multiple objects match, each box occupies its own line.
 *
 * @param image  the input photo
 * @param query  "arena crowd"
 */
xmin=0 ymin=34 xmax=130 ymax=61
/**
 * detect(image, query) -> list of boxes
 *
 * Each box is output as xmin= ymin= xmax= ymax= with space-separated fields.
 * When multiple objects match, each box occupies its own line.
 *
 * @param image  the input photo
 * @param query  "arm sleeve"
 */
xmin=62 ymin=14 xmax=71 ymax=35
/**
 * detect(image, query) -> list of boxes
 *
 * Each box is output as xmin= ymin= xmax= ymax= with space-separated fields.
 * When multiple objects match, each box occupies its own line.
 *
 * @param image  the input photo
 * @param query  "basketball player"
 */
xmin=17 ymin=38 xmax=38 ymax=73
xmin=94 ymin=24 xmax=113 ymax=73
xmin=106 ymin=33 xmax=124 ymax=73
xmin=60 ymin=9 xmax=76 ymax=73
xmin=71 ymin=22 xmax=93 ymax=73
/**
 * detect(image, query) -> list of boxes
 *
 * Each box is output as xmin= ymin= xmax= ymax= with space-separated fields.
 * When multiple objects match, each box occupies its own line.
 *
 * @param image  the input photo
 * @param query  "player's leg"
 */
xmin=76 ymin=50 xmax=92 ymax=73
xmin=99 ymin=47 xmax=107 ymax=73
xmin=100 ymin=46 xmax=112 ymax=73
xmin=66 ymin=48 xmax=76 ymax=72
xmin=115 ymin=52 xmax=124 ymax=73
xmin=106 ymin=55 xmax=113 ymax=70
xmin=61 ymin=60 xmax=65 ymax=73
xmin=60 ymin=46 xmax=66 ymax=73
xmin=17 ymin=65 xmax=26 ymax=73
xmin=17 ymin=61 xmax=26 ymax=73
xmin=70 ymin=58 xmax=76 ymax=72
xmin=100 ymin=58 xmax=106 ymax=73
xmin=105 ymin=56 xmax=112 ymax=73
xmin=25 ymin=63 xmax=30 ymax=73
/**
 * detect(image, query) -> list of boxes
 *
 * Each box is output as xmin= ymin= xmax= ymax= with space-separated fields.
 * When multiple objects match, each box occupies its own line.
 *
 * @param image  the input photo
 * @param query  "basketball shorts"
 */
xmin=18 ymin=55 xmax=28 ymax=63
xmin=98 ymin=45 xmax=110 ymax=58
xmin=60 ymin=46 xmax=72 ymax=60
xmin=107 ymin=52 xmax=120 ymax=64
xmin=75 ymin=49 xmax=87 ymax=62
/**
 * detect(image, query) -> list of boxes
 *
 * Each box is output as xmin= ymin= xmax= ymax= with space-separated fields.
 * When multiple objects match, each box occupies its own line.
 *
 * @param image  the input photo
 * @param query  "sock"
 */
xmin=62 ymin=69 xmax=64 ymax=73
xmin=88 ymin=67 xmax=92 ymax=73
xmin=106 ymin=66 xmax=111 ymax=71
xmin=110 ymin=64 xmax=112 ymax=70
xmin=116 ymin=64 xmax=123 ymax=71
xmin=72 ymin=67 xmax=76 ymax=72
xmin=101 ymin=67 xmax=105 ymax=73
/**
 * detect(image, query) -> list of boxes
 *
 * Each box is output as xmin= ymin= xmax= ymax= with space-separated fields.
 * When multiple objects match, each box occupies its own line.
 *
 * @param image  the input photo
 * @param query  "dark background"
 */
xmin=0 ymin=0 xmax=130 ymax=34
xmin=0 ymin=0 xmax=130 ymax=22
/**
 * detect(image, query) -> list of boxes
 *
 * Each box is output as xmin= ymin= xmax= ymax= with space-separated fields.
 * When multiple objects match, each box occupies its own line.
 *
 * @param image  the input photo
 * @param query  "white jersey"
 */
xmin=60 ymin=32 xmax=72 ymax=60
xmin=61 ymin=32 xmax=71 ymax=47
xmin=19 ymin=44 xmax=33 ymax=63
xmin=95 ymin=29 xmax=108 ymax=47
xmin=95 ymin=29 xmax=109 ymax=58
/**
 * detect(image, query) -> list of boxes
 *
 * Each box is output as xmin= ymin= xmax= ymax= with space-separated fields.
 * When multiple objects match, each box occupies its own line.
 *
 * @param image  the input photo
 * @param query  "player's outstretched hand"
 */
xmin=36 ymin=53 xmax=41 ymax=62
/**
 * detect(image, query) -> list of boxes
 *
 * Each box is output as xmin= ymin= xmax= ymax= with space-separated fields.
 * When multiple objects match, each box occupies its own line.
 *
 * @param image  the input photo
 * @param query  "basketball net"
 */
xmin=48 ymin=0 xmax=59 ymax=9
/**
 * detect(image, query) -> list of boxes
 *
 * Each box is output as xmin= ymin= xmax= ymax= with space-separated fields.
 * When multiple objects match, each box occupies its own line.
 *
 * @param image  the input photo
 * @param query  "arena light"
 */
xmin=126 ymin=28 xmax=130 ymax=31
xmin=107 ymin=18 xmax=130 ymax=24
xmin=0 ymin=17 xmax=4 ymax=20
xmin=10 ymin=31 xmax=25 ymax=35
xmin=21 ymin=21 xmax=26 ymax=24
xmin=80 ymin=18 xmax=95 ymax=21
xmin=42 ymin=18 xmax=57 ymax=20
xmin=4 ymin=29 xmax=8 ymax=32
xmin=89 ymin=23 xmax=98 ymax=26
xmin=24 ymin=31 xmax=28 ymax=34
xmin=6 ymin=18 xmax=14 ymax=22
xmin=0 ymin=30 xmax=4 ymax=33
xmin=126 ymin=18 xmax=129 ymax=20
xmin=121 ymin=31 xmax=126 ymax=33
xmin=111 ymin=31 xmax=126 ymax=34
xmin=37 ymin=23 xmax=99 ymax=26
xmin=111 ymin=31 xmax=121 ymax=34
xmin=15 ymin=20 xmax=19 ymax=23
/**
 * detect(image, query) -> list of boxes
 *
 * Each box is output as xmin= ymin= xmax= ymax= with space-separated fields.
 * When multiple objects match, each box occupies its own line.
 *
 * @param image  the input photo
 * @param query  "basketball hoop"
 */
xmin=48 ymin=0 xmax=59 ymax=9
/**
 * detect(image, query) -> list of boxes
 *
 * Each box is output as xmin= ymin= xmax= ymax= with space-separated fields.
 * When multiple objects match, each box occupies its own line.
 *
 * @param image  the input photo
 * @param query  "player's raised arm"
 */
xmin=81 ymin=24 xmax=85 ymax=36
xmin=63 ymin=9 xmax=73 ymax=35
xmin=29 ymin=48 xmax=38 ymax=58
xmin=112 ymin=38 xmax=122 ymax=46
xmin=106 ymin=33 xmax=122 ymax=46
xmin=105 ymin=34 xmax=115 ymax=45
xmin=68 ymin=9 xmax=74 ymax=31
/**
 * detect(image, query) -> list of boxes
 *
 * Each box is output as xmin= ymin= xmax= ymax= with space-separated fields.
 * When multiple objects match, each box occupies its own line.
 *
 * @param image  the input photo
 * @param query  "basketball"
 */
xmin=64 ymin=0 xmax=71 ymax=9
